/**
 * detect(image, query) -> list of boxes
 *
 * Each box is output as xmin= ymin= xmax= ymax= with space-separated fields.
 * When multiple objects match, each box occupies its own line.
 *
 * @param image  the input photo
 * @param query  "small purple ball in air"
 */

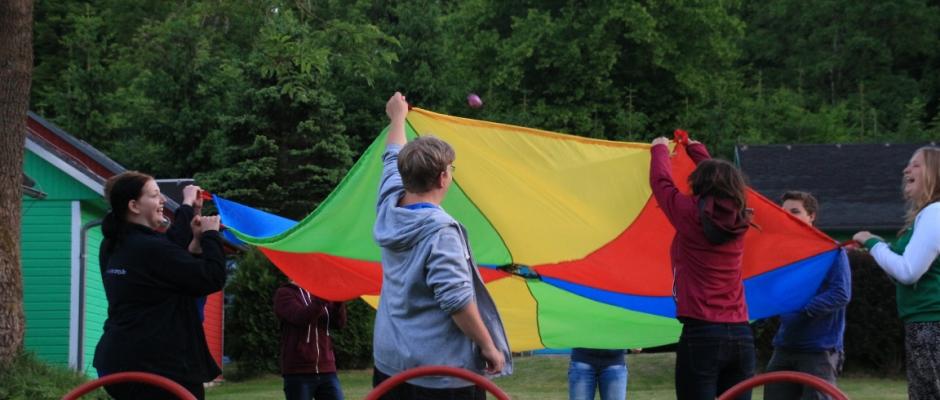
xmin=467 ymin=93 xmax=483 ymax=109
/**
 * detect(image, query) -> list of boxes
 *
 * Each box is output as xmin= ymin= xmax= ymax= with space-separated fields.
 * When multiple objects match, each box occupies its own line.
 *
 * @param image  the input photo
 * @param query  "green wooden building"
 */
xmin=21 ymin=112 xmax=121 ymax=375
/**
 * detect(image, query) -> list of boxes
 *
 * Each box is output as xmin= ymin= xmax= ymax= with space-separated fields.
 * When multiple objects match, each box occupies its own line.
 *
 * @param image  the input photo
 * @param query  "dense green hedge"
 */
xmin=332 ymin=299 xmax=376 ymax=370
xmin=224 ymin=248 xmax=285 ymax=379
xmin=0 ymin=351 xmax=108 ymax=400
xmin=755 ymin=249 xmax=906 ymax=375
xmin=842 ymin=250 xmax=905 ymax=374
xmin=224 ymin=248 xmax=375 ymax=379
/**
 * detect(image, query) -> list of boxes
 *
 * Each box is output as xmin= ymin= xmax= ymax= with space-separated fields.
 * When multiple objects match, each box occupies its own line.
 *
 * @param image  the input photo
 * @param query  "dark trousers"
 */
xmin=283 ymin=373 xmax=344 ymax=400
xmin=372 ymin=368 xmax=485 ymax=400
xmin=764 ymin=349 xmax=842 ymax=400
xmin=675 ymin=322 xmax=756 ymax=400
xmin=104 ymin=380 xmax=204 ymax=400
xmin=905 ymin=321 xmax=940 ymax=400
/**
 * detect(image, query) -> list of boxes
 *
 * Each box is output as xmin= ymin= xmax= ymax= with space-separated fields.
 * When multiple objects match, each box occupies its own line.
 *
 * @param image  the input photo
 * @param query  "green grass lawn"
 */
xmin=206 ymin=353 xmax=906 ymax=399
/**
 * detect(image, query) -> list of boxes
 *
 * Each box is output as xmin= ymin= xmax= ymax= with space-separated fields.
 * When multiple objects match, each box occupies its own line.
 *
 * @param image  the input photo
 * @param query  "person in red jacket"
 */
xmin=274 ymin=281 xmax=348 ymax=400
xmin=649 ymin=136 xmax=755 ymax=400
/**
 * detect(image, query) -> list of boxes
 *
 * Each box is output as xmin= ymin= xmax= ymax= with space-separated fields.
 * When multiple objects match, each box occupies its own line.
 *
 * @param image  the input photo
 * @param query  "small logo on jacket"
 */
xmin=105 ymin=268 xmax=127 ymax=275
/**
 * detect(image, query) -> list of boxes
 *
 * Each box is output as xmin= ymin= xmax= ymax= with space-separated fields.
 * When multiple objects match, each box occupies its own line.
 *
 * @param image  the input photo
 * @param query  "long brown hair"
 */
xmin=688 ymin=159 xmax=749 ymax=214
xmin=902 ymin=146 xmax=940 ymax=232
xmin=102 ymin=171 xmax=154 ymax=253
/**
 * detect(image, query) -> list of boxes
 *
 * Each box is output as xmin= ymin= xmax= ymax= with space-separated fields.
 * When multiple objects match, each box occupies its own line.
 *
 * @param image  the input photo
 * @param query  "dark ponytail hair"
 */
xmin=102 ymin=171 xmax=153 ymax=253
xmin=688 ymin=159 xmax=748 ymax=215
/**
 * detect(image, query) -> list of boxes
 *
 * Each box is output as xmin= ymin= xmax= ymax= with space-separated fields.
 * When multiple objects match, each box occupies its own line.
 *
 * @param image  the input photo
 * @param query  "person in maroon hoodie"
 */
xmin=274 ymin=281 xmax=348 ymax=400
xmin=649 ymin=136 xmax=755 ymax=400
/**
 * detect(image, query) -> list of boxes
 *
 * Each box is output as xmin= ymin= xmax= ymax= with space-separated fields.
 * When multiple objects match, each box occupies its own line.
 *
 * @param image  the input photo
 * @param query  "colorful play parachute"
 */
xmin=215 ymin=108 xmax=841 ymax=351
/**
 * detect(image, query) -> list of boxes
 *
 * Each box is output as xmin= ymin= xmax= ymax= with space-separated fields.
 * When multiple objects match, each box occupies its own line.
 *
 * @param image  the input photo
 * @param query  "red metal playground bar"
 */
xmin=62 ymin=367 xmax=849 ymax=399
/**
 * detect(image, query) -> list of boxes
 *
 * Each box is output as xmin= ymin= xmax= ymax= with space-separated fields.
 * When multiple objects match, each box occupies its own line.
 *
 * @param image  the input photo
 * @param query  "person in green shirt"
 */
xmin=853 ymin=146 xmax=940 ymax=400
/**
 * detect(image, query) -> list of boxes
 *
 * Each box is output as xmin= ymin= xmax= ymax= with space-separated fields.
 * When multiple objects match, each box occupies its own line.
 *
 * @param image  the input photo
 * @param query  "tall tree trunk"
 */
xmin=0 ymin=0 xmax=33 ymax=367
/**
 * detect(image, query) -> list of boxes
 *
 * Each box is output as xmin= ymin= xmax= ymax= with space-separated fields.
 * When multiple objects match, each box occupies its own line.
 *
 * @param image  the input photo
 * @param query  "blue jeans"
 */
xmin=675 ymin=322 xmax=756 ymax=400
xmin=283 ymin=373 xmax=344 ymax=400
xmin=568 ymin=361 xmax=628 ymax=400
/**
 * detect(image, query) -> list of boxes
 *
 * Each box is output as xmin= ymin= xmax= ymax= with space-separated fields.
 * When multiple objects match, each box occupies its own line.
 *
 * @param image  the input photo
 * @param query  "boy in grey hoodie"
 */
xmin=371 ymin=92 xmax=512 ymax=399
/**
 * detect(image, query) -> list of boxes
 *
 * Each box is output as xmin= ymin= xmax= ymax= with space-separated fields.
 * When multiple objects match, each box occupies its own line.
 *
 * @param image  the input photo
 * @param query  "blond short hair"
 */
xmin=398 ymin=136 xmax=455 ymax=193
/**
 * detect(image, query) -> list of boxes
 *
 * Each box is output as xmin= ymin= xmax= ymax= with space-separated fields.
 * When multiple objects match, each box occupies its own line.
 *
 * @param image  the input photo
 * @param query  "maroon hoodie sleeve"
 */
xmin=686 ymin=142 xmax=711 ymax=164
xmin=329 ymin=302 xmax=347 ymax=329
xmin=649 ymin=144 xmax=698 ymax=234
xmin=273 ymin=286 xmax=325 ymax=327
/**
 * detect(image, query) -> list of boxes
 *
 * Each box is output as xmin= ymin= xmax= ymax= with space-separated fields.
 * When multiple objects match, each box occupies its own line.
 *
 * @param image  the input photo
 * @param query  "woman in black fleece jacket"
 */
xmin=93 ymin=171 xmax=226 ymax=400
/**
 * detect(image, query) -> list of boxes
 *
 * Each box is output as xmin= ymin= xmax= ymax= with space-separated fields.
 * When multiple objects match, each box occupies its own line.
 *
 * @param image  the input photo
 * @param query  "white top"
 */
xmin=871 ymin=202 xmax=940 ymax=285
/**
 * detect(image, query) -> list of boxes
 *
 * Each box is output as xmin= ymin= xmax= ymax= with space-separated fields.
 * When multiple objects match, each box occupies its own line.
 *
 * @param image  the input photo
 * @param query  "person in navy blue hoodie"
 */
xmin=274 ymin=282 xmax=347 ymax=400
xmin=94 ymin=171 xmax=226 ymax=400
xmin=765 ymin=191 xmax=851 ymax=400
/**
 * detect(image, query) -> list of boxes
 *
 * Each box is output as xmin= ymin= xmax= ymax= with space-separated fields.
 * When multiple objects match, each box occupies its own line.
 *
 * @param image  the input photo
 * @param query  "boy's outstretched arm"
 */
xmin=386 ymin=92 xmax=408 ymax=146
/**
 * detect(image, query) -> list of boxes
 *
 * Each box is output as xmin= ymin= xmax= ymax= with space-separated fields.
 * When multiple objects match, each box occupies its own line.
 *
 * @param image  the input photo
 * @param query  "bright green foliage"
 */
xmin=0 ymin=351 xmax=109 ymax=400
xmin=33 ymin=1 xmax=259 ymax=177
xmin=196 ymin=6 xmax=398 ymax=219
xmin=99 ymin=2 xmax=257 ymax=177
xmin=31 ymin=0 xmax=940 ymax=209
xmin=370 ymin=0 xmax=745 ymax=143
xmin=740 ymin=0 xmax=940 ymax=142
